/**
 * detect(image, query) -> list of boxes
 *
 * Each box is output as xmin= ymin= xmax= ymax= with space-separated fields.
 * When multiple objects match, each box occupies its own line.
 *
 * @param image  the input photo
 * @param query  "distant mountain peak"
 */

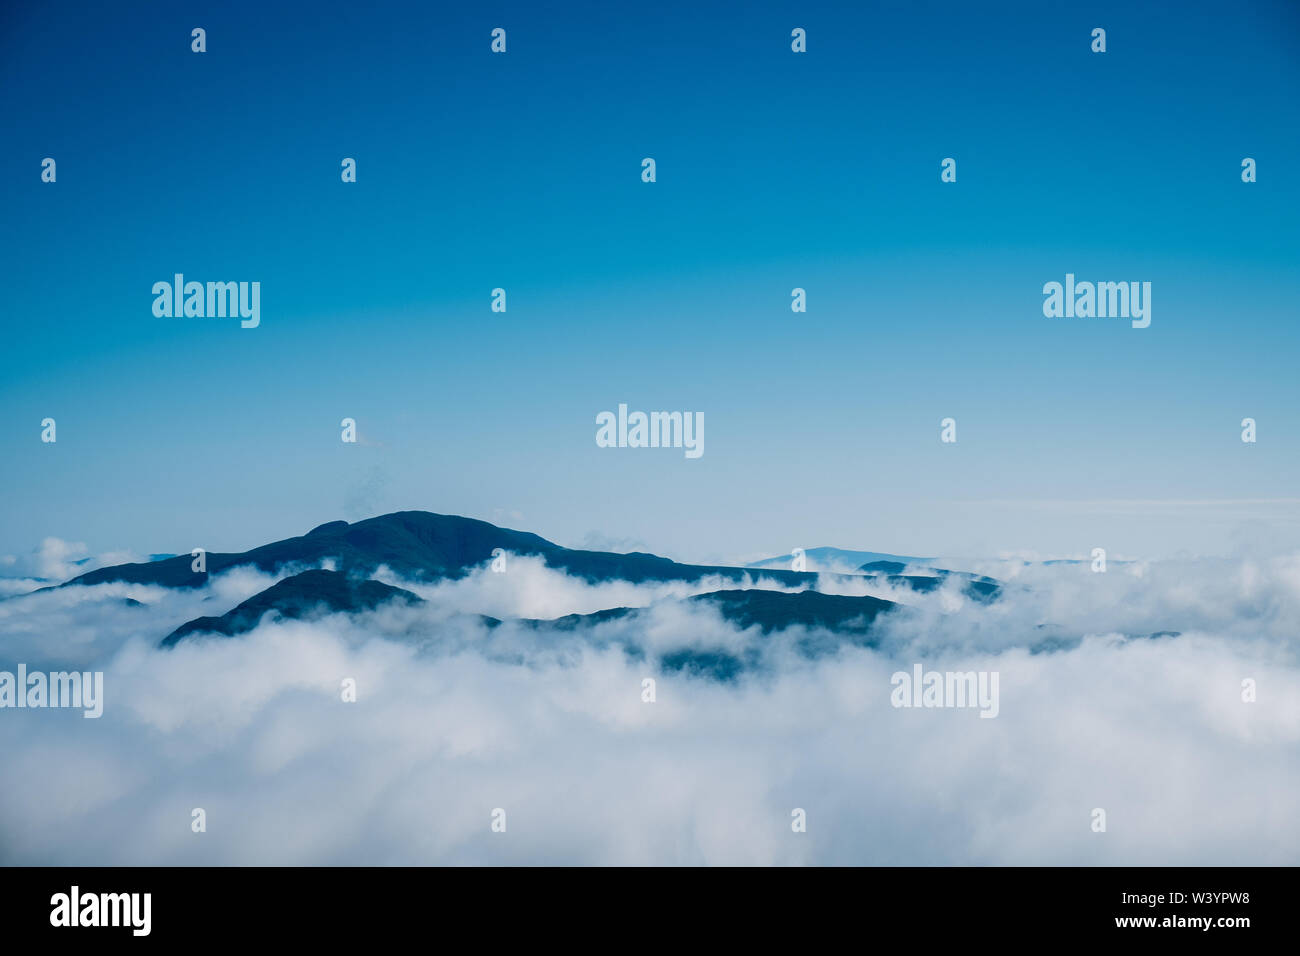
xmin=306 ymin=520 xmax=350 ymax=536
xmin=43 ymin=510 xmax=1005 ymax=648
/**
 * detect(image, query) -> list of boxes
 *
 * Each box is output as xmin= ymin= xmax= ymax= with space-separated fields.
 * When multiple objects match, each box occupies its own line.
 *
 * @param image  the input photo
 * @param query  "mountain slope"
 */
xmin=160 ymin=569 xmax=422 ymax=647
xmin=532 ymin=588 xmax=901 ymax=681
xmin=69 ymin=512 xmax=559 ymax=589
xmin=532 ymin=587 xmax=898 ymax=635
xmin=67 ymin=511 xmax=793 ymax=589
xmin=164 ymin=571 xmax=903 ymax=650
xmin=66 ymin=512 xmax=997 ymax=597
xmin=691 ymin=588 xmax=895 ymax=634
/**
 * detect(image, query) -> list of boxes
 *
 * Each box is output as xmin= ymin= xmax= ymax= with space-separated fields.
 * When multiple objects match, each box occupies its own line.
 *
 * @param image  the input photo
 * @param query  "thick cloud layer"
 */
xmin=0 ymin=553 xmax=1296 ymax=865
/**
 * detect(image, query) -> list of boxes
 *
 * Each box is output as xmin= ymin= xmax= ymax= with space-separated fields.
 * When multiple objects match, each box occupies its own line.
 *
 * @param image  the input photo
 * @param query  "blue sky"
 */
xmin=2 ymin=0 xmax=1299 ymax=566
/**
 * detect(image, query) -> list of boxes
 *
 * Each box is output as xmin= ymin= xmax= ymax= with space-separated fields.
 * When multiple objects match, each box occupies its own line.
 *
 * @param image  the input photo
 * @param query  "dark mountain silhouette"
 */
xmin=59 ymin=510 xmax=995 ymax=649
xmin=858 ymin=559 xmax=993 ymax=582
xmin=62 ymin=511 xmax=1000 ymax=600
xmin=161 ymin=569 xmax=421 ymax=647
xmin=70 ymin=513 xmax=557 ymax=589
xmin=526 ymin=588 xmax=897 ymax=635
xmin=164 ymin=569 xmax=903 ymax=652
xmin=521 ymin=587 xmax=900 ymax=680
xmin=564 ymin=587 xmax=899 ymax=686
xmin=857 ymin=560 xmax=912 ymax=574
xmin=864 ymin=572 xmax=999 ymax=601
xmin=691 ymin=588 xmax=895 ymax=633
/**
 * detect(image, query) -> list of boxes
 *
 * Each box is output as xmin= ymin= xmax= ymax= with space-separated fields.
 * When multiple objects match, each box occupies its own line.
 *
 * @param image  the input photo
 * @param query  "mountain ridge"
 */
xmin=160 ymin=568 xmax=424 ymax=647
xmin=60 ymin=511 xmax=999 ymax=599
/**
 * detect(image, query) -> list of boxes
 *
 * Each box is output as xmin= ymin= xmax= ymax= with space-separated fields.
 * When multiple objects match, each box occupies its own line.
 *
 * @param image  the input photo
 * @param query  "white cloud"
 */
xmin=0 ymin=552 xmax=1296 ymax=864
xmin=0 ymin=537 xmax=147 ymax=586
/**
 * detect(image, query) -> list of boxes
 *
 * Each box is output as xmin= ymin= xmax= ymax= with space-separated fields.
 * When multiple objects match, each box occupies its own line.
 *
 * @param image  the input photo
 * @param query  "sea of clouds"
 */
xmin=0 ymin=550 xmax=1297 ymax=865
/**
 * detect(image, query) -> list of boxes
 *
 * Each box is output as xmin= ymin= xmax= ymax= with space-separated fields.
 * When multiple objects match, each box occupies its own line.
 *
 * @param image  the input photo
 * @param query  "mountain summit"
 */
xmin=65 ymin=511 xmax=956 ymax=592
xmin=66 ymin=512 xmax=557 ymax=588
xmin=42 ymin=511 xmax=1004 ymax=651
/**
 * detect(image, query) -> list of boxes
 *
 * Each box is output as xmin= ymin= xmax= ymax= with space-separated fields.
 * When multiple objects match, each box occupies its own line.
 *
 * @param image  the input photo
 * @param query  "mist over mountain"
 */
xmin=64 ymin=513 xmax=997 ymax=595
xmin=66 ymin=513 xmax=557 ymax=588
xmin=746 ymin=547 xmax=932 ymax=572
xmin=46 ymin=512 xmax=1001 ymax=650
xmin=159 ymin=561 xmax=908 ymax=655
xmin=2 ymin=511 xmax=1295 ymax=866
xmin=33 ymin=510 xmax=1176 ymax=682
xmin=508 ymin=587 xmax=900 ymax=680
xmin=160 ymin=569 xmax=424 ymax=647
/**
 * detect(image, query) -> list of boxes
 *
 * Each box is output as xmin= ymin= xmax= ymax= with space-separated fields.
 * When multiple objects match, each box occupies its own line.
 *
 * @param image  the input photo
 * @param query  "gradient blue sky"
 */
xmin=3 ymin=0 xmax=1299 ymax=567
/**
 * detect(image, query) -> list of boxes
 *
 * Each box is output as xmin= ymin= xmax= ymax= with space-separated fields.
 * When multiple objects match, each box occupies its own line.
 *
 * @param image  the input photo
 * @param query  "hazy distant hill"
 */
xmin=746 ymin=547 xmax=933 ymax=573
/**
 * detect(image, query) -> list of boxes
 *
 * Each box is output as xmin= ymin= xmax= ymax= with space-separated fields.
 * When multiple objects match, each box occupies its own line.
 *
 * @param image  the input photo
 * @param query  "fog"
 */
xmin=0 ymin=550 xmax=1296 ymax=864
